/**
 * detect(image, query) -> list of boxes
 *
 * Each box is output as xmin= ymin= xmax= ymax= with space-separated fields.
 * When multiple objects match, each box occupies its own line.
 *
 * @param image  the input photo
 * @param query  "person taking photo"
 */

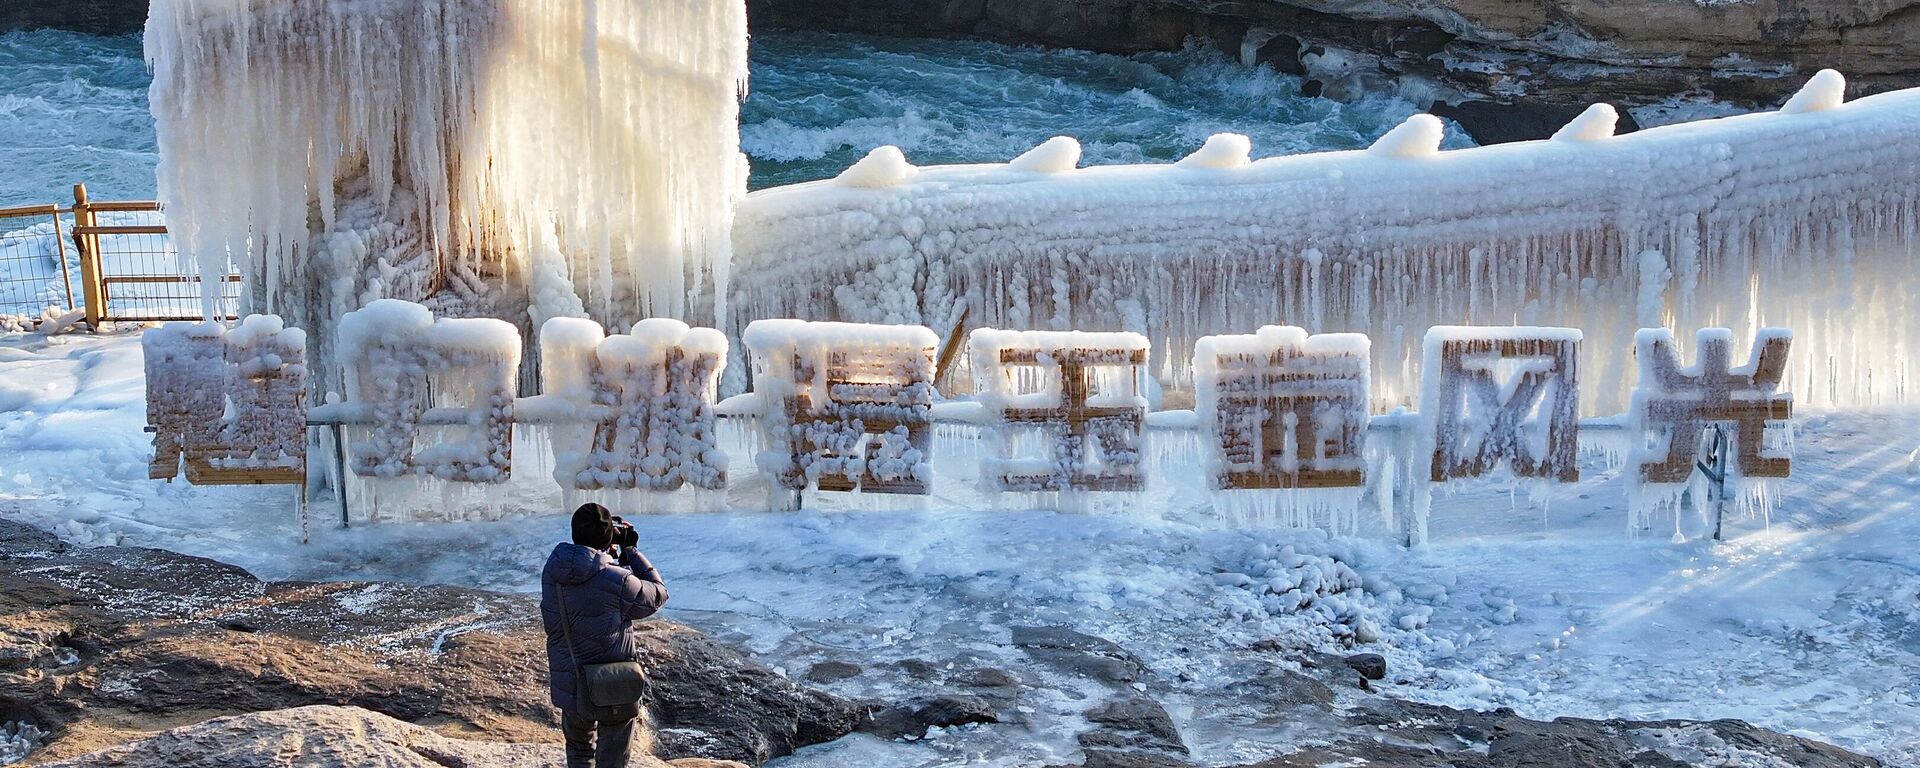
xmin=542 ymin=502 xmax=669 ymax=768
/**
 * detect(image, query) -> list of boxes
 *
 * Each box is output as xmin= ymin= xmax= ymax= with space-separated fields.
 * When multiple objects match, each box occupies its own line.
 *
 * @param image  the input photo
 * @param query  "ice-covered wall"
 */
xmin=730 ymin=73 xmax=1920 ymax=413
xmin=146 ymin=0 xmax=748 ymax=387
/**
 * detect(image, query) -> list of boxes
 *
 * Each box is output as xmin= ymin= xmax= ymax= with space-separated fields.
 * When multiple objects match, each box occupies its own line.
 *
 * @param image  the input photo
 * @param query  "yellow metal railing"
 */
xmin=0 ymin=185 xmax=239 ymax=326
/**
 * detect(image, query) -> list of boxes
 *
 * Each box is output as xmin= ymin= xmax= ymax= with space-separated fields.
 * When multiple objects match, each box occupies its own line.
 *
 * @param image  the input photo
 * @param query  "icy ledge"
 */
xmin=731 ymin=71 xmax=1920 ymax=413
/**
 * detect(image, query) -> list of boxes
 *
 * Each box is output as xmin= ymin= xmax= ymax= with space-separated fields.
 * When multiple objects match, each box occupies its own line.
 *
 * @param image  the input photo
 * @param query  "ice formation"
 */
xmin=143 ymin=315 xmax=307 ymax=480
xmin=1367 ymin=114 xmax=1445 ymax=158
xmin=1551 ymin=104 xmax=1619 ymax=142
xmin=969 ymin=329 xmax=1150 ymax=494
xmin=338 ymin=300 xmax=520 ymax=482
xmin=1008 ymin=137 xmax=1083 ymax=174
xmin=1626 ymin=327 xmax=1795 ymax=535
xmin=835 ymin=145 xmax=920 ymax=188
xmin=743 ymin=319 xmax=937 ymax=505
xmin=730 ymin=73 xmax=1920 ymax=414
xmin=145 ymin=0 xmax=749 ymax=385
xmin=1177 ymin=133 xmax=1253 ymax=169
xmin=533 ymin=317 xmax=729 ymax=493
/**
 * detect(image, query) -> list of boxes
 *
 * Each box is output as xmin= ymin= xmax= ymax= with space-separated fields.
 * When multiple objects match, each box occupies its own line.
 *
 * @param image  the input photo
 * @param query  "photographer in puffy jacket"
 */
xmin=542 ymin=503 xmax=669 ymax=768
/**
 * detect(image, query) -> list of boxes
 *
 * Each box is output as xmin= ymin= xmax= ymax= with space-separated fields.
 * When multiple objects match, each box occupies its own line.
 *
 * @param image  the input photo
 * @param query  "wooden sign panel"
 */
xmin=971 ymin=330 xmax=1149 ymax=493
xmin=1423 ymin=327 xmax=1582 ymax=482
xmin=144 ymin=316 xmax=307 ymax=485
xmin=1631 ymin=328 xmax=1793 ymax=483
xmin=745 ymin=320 xmax=937 ymax=495
xmin=1197 ymin=326 xmax=1370 ymax=490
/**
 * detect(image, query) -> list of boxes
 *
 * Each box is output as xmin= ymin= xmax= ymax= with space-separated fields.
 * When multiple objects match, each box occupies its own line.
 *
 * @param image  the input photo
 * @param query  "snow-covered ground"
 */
xmin=2 ymin=329 xmax=1917 ymax=765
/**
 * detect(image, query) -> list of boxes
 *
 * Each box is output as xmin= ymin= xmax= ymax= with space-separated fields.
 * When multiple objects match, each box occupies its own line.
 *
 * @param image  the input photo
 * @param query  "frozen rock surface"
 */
xmin=0 ymin=519 xmax=860 ymax=766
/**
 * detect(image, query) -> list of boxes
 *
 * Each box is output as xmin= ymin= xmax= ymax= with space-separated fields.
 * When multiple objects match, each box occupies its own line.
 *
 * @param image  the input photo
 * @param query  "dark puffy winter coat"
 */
xmin=541 ymin=543 xmax=669 ymax=713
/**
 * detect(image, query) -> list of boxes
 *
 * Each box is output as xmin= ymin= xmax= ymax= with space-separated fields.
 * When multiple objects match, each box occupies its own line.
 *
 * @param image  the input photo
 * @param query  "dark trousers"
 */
xmin=561 ymin=709 xmax=635 ymax=768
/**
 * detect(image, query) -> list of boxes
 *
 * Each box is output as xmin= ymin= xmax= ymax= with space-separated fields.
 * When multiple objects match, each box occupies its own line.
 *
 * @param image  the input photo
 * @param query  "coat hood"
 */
xmin=544 ymin=542 xmax=610 ymax=586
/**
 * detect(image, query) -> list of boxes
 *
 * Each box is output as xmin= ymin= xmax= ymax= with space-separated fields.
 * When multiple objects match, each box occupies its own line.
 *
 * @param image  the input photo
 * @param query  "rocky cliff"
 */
xmin=750 ymin=0 xmax=1920 ymax=140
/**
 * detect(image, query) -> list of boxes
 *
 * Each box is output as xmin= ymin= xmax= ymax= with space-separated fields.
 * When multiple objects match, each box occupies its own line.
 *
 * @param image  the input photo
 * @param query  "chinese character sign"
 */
xmin=339 ymin=300 xmax=518 ymax=483
xmin=970 ymin=329 xmax=1149 ymax=493
xmin=538 ymin=317 xmax=729 ymax=491
xmin=745 ymin=320 xmax=937 ymax=497
xmin=1423 ymin=327 xmax=1582 ymax=483
xmin=144 ymin=315 xmax=307 ymax=483
xmin=1196 ymin=326 xmax=1370 ymax=490
xmin=1630 ymin=328 xmax=1793 ymax=484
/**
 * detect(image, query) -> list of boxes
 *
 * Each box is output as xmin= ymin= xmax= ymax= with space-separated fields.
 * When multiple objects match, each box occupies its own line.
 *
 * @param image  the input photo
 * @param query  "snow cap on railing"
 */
xmin=1177 ymin=133 xmax=1252 ymax=169
xmin=1009 ymin=136 xmax=1082 ymax=173
xmin=1780 ymin=69 xmax=1847 ymax=114
xmin=1551 ymin=104 xmax=1619 ymax=142
xmin=1369 ymin=114 xmax=1445 ymax=158
xmin=835 ymin=145 xmax=919 ymax=188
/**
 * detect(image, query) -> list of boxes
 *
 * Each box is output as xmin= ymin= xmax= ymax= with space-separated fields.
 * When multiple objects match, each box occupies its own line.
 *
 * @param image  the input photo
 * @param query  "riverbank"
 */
xmin=1 ymin=515 xmax=1883 ymax=766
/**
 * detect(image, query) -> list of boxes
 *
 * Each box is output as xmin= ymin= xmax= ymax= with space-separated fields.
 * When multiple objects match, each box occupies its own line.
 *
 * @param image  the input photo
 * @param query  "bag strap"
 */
xmin=552 ymin=573 xmax=588 ymax=706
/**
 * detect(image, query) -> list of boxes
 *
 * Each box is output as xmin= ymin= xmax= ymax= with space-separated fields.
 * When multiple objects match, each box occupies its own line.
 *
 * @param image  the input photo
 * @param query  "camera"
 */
xmin=610 ymin=516 xmax=639 ymax=550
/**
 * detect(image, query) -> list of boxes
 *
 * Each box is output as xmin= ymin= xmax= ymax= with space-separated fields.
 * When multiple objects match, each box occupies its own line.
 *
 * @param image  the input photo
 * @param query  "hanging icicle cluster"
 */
xmin=146 ymin=0 xmax=749 ymax=384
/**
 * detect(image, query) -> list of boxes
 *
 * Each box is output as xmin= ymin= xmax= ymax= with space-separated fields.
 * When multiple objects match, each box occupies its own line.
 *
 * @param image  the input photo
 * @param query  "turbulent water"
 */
xmin=0 ymin=28 xmax=1465 ymax=206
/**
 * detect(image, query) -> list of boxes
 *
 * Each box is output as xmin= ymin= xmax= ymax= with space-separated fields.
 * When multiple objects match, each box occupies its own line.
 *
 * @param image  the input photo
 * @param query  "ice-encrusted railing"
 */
xmin=730 ymin=70 xmax=1920 ymax=415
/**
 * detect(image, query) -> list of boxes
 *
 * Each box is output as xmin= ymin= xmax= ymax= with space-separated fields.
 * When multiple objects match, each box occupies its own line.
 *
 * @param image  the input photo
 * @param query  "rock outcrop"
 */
xmin=0 ymin=519 xmax=861 ymax=766
xmin=0 ymin=517 xmax=1886 ymax=766
xmin=748 ymin=0 xmax=1920 ymax=141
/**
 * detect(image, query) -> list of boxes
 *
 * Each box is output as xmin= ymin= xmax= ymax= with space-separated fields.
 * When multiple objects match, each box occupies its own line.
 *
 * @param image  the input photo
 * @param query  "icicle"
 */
xmin=146 ymin=0 xmax=749 ymax=382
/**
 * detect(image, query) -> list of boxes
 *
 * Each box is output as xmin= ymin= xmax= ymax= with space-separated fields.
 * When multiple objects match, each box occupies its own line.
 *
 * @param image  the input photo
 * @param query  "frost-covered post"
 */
xmin=1195 ymin=327 xmax=1371 ymax=490
xmin=745 ymin=320 xmax=937 ymax=504
xmin=1422 ymin=327 xmax=1583 ymax=483
xmin=537 ymin=318 xmax=729 ymax=492
xmin=1627 ymin=328 xmax=1794 ymax=533
xmin=971 ymin=330 xmax=1149 ymax=493
xmin=339 ymin=300 xmax=519 ymax=483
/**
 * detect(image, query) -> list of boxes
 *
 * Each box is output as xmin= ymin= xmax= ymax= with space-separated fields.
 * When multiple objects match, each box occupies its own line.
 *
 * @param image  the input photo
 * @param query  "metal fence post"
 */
xmin=72 ymin=184 xmax=105 ymax=326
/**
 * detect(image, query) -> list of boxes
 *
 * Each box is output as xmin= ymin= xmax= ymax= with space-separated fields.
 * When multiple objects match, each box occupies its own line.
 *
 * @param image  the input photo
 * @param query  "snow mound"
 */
xmin=1551 ymin=104 xmax=1619 ymax=142
xmin=836 ymin=145 xmax=919 ymax=187
xmin=1780 ymin=69 xmax=1846 ymax=114
xmin=1368 ymin=114 xmax=1444 ymax=157
xmin=1008 ymin=136 xmax=1082 ymax=173
xmin=1177 ymin=133 xmax=1252 ymax=169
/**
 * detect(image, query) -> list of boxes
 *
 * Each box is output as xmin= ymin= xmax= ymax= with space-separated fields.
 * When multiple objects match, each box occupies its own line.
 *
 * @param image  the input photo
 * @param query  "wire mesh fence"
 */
xmin=0 ymin=204 xmax=78 ymax=317
xmin=1 ymin=186 xmax=239 ymax=326
xmin=79 ymin=206 xmax=241 ymax=322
